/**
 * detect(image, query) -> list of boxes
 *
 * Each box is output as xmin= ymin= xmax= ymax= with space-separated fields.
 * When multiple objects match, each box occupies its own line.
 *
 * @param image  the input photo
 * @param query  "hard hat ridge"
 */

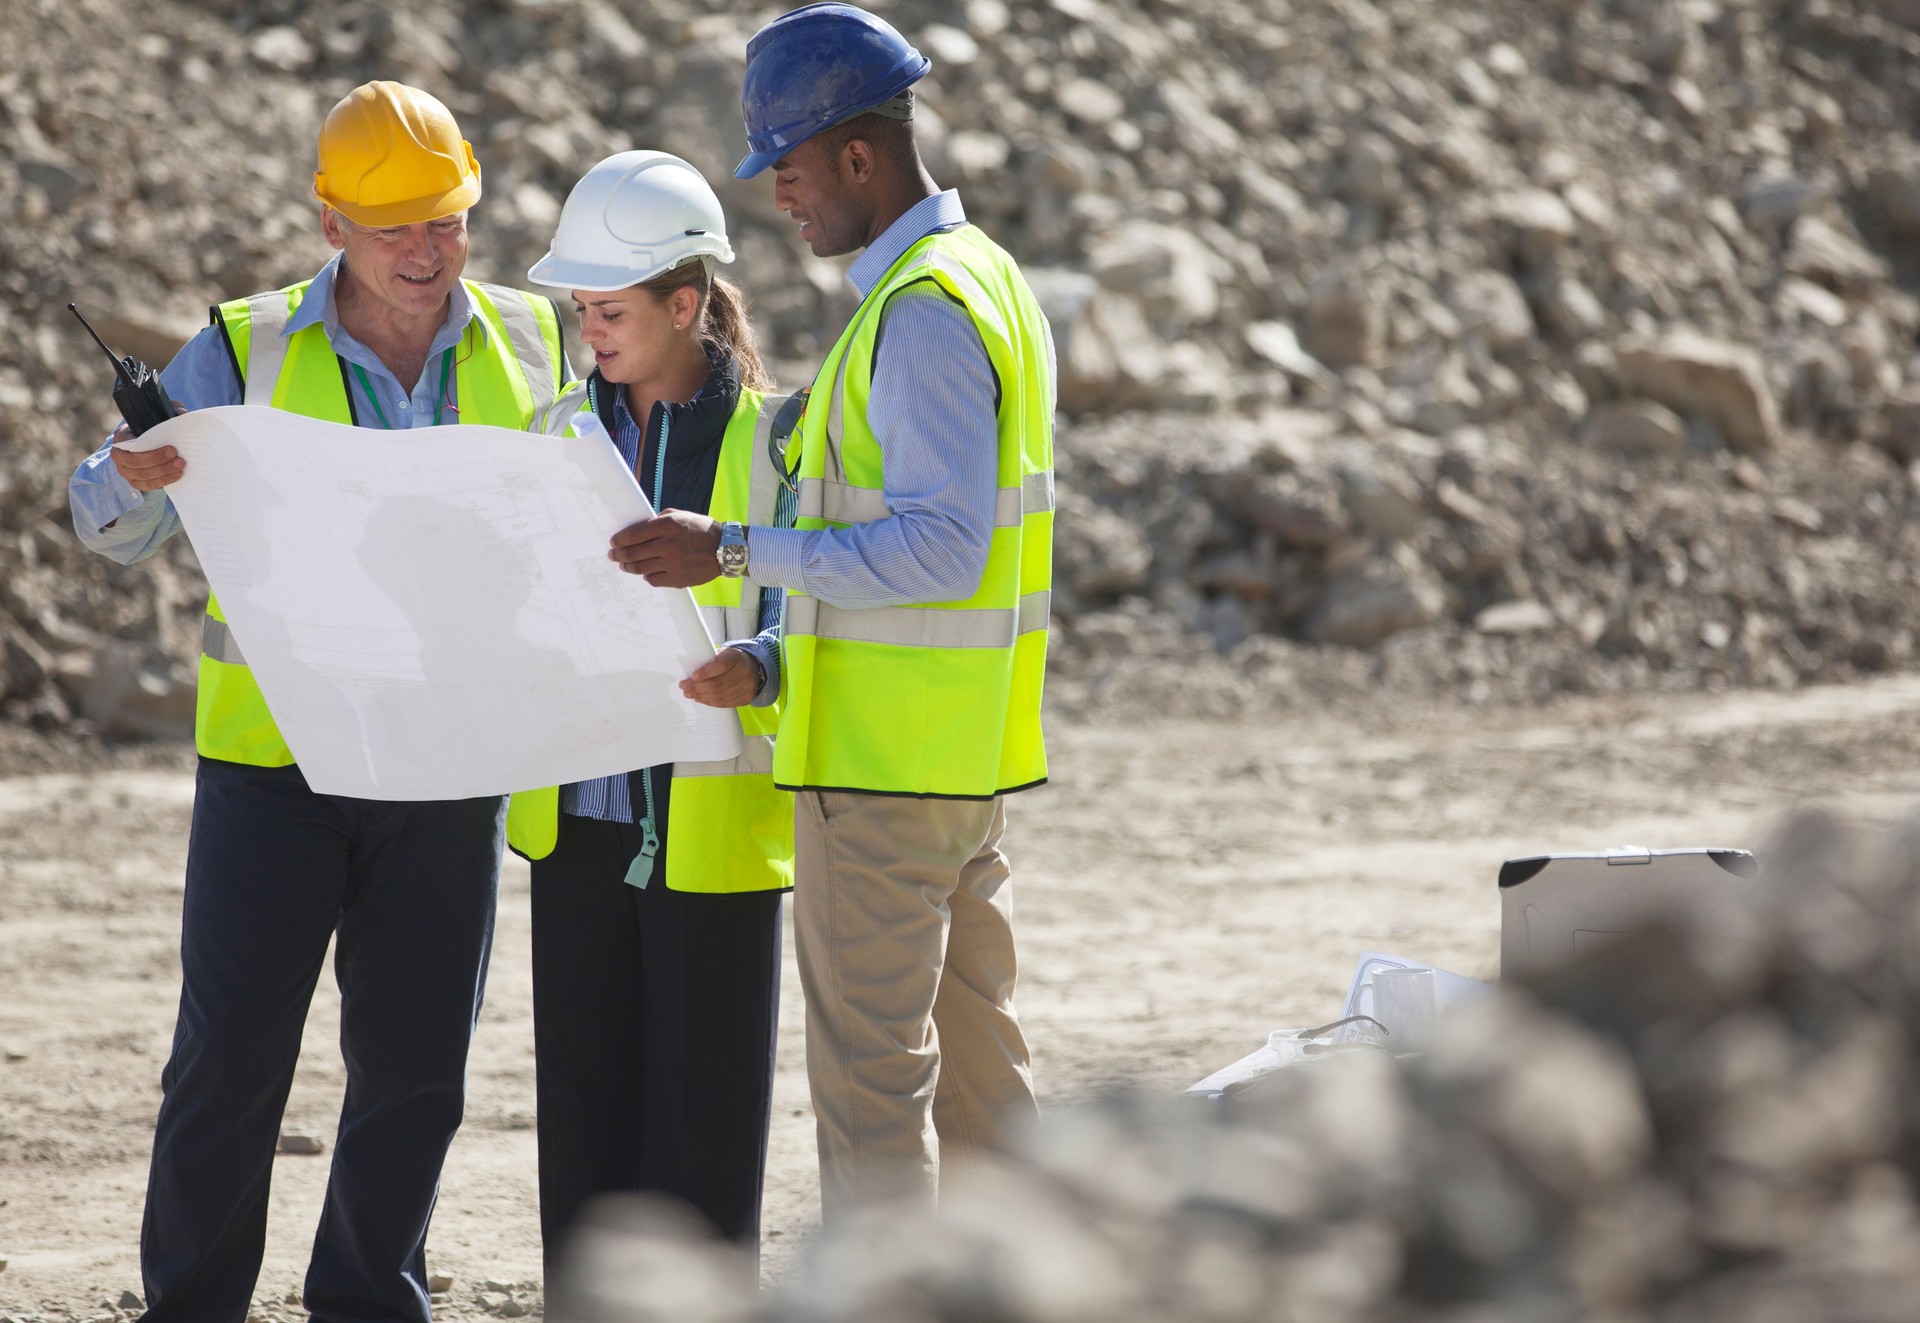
xmin=734 ymin=3 xmax=931 ymax=179
xmin=529 ymin=150 xmax=736 ymax=293
xmin=314 ymin=81 xmax=482 ymax=228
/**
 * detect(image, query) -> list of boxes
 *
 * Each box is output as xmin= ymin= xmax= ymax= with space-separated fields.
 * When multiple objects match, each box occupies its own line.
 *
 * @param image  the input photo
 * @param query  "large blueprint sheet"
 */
xmin=125 ymin=405 xmax=742 ymax=801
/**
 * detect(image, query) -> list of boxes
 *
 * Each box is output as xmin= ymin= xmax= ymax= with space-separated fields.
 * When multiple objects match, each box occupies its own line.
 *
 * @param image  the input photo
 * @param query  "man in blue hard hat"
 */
xmin=607 ymin=2 xmax=1058 ymax=1218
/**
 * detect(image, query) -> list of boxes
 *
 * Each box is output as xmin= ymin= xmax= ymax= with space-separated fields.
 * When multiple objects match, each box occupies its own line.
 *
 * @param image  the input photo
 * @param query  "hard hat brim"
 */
xmin=320 ymin=174 xmax=483 ymax=229
xmin=527 ymin=244 xmax=735 ymax=293
xmin=733 ymin=147 xmax=785 ymax=181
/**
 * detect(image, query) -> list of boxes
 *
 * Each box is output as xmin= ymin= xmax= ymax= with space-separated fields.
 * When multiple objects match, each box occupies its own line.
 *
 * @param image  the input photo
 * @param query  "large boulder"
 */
xmin=1049 ymin=288 xmax=1168 ymax=414
xmin=1302 ymin=272 xmax=1383 ymax=371
xmin=1613 ymin=333 xmax=1780 ymax=453
xmin=1580 ymin=399 xmax=1688 ymax=456
xmin=1867 ymin=148 xmax=1920 ymax=238
xmin=1054 ymin=492 xmax=1152 ymax=602
xmin=1306 ymin=550 xmax=1445 ymax=647
xmin=1448 ymin=270 xmax=1536 ymax=349
xmin=1088 ymin=221 xmax=1223 ymax=327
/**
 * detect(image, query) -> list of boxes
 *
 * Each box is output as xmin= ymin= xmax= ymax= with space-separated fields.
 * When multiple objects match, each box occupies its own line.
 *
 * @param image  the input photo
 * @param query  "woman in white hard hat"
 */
xmin=506 ymin=150 xmax=794 ymax=1265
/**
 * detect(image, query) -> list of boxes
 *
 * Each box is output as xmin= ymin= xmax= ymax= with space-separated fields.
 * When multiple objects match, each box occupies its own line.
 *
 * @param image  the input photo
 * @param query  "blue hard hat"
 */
xmin=733 ymin=3 xmax=931 ymax=179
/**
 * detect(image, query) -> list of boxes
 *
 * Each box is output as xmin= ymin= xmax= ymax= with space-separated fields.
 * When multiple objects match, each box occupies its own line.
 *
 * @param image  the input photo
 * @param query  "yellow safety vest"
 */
xmin=504 ymin=385 xmax=795 ymax=894
xmin=777 ymin=224 xmax=1055 ymax=798
xmin=196 ymin=276 xmax=567 ymax=768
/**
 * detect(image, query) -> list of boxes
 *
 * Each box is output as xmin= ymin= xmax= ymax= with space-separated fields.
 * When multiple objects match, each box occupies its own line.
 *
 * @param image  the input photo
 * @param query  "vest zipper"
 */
xmin=624 ymin=769 xmax=661 ymax=890
xmin=624 ymin=404 xmax=674 ymax=891
xmin=651 ymin=406 xmax=670 ymax=511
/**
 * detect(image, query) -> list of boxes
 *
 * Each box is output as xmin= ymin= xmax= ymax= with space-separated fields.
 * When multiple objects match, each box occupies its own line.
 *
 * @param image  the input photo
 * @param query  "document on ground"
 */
xmin=122 ymin=405 xmax=742 ymax=801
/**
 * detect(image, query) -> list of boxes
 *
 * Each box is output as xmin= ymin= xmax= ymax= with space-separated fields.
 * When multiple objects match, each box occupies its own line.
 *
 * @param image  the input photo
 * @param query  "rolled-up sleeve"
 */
xmin=746 ymin=290 xmax=999 ymax=610
xmin=68 ymin=325 xmax=240 ymax=565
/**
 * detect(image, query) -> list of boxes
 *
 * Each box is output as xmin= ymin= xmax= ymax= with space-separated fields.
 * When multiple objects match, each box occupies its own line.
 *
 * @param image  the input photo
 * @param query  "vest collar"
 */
xmin=848 ymin=189 xmax=968 ymax=299
xmin=590 ymin=345 xmax=742 ymax=460
xmin=285 ymin=253 xmax=485 ymax=359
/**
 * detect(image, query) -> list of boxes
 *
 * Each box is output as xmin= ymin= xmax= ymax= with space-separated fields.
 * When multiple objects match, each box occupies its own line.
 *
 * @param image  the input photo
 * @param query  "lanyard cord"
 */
xmin=349 ymin=349 xmax=454 ymax=429
xmin=598 ymin=378 xmax=672 ymax=507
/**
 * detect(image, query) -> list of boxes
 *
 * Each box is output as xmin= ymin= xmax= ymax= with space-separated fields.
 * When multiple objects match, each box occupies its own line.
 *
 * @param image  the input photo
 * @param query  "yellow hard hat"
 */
xmin=313 ymin=81 xmax=482 ymax=227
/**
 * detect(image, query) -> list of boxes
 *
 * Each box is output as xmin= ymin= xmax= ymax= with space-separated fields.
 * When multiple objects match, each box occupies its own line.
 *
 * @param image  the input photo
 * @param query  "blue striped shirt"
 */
xmin=745 ymin=190 xmax=1008 ymax=609
xmin=562 ymin=382 xmax=784 ymax=823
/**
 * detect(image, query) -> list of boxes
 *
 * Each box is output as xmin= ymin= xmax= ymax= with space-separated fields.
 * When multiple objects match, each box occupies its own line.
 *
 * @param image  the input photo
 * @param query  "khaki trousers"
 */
xmin=794 ymin=789 xmax=1038 ymax=1218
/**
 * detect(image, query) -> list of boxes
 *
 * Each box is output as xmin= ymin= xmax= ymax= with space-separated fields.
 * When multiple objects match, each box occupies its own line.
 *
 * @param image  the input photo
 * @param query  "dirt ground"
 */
xmin=7 ymin=677 xmax=1920 ymax=1320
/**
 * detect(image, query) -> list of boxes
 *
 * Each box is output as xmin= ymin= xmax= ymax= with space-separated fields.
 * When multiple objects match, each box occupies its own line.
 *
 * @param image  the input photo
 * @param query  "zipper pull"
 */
xmin=624 ymin=766 xmax=661 ymax=890
xmin=624 ymin=820 xmax=660 ymax=890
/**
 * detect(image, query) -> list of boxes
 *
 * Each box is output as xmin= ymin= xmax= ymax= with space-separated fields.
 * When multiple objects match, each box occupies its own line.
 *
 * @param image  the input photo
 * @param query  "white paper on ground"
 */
xmin=1182 ymin=1028 xmax=1359 ymax=1099
xmin=1339 ymin=950 xmax=1495 ymax=1042
xmin=121 ymin=405 xmax=742 ymax=800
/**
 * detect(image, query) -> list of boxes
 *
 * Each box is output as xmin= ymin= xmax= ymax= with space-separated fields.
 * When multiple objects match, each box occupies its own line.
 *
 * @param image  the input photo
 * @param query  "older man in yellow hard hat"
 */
xmin=68 ymin=82 xmax=568 ymax=1322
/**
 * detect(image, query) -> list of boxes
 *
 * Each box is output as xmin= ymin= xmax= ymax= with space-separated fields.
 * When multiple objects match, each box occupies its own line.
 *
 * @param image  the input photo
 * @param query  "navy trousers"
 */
xmin=141 ymin=757 xmax=505 ymax=1323
xmin=529 ymin=814 xmax=782 ymax=1269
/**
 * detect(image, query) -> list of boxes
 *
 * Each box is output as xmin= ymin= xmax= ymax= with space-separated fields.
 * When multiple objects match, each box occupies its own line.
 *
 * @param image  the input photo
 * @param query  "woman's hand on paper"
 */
xmin=680 ymin=646 xmax=761 ymax=708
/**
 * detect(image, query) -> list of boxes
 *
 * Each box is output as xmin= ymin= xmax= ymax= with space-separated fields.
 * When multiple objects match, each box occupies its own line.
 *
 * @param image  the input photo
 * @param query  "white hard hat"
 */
xmin=527 ymin=150 xmax=735 ymax=291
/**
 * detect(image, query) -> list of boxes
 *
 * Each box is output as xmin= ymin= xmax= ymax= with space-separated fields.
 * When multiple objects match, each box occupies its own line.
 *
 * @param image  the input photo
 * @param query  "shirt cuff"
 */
xmin=74 ymin=447 xmax=172 ymax=542
xmin=724 ymin=639 xmax=780 ymax=708
xmin=745 ymin=525 xmax=810 ymax=592
xmin=92 ymin=482 xmax=169 ymax=535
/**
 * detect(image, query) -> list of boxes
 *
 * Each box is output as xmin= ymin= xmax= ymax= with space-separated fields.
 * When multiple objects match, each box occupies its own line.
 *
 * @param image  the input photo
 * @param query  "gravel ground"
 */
xmin=7 ymin=676 xmax=1920 ymax=1318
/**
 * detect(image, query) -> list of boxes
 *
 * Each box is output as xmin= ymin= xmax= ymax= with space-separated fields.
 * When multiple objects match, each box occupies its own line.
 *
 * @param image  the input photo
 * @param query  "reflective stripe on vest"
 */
xmin=196 ymin=277 xmax=566 ymax=768
xmin=487 ymin=290 xmax=561 ymax=420
xmin=242 ymin=292 xmax=293 ymax=405
xmin=774 ymin=226 xmax=1054 ymax=798
xmin=796 ymin=469 xmax=1054 ymax=528
xmin=505 ymin=388 xmax=795 ymax=893
xmin=674 ymin=732 xmax=776 ymax=778
xmin=202 ymin=614 xmax=246 ymax=666
xmin=785 ymin=590 xmax=1051 ymax=649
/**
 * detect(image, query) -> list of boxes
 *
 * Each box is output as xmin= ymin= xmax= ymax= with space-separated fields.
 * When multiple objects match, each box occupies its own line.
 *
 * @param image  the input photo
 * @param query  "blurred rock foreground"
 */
xmin=3 ymin=0 xmax=1920 ymax=736
xmin=553 ymin=810 xmax=1920 ymax=1322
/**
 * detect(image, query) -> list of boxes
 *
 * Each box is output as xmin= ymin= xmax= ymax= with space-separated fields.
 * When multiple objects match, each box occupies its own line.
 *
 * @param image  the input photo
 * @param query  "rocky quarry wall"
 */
xmin=4 ymin=0 xmax=1920 ymax=735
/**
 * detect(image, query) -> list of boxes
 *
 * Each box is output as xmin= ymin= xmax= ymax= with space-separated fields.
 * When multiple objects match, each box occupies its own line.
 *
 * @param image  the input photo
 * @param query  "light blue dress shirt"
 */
xmin=745 ymin=190 xmax=1009 ymax=609
xmin=69 ymin=254 xmax=491 ymax=562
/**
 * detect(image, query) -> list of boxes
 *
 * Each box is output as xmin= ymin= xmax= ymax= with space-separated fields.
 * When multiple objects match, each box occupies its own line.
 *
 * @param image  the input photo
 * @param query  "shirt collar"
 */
xmin=847 ymin=190 xmax=967 ymax=299
xmin=284 ymin=252 xmax=483 ymax=356
xmin=608 ymin=343 xmax=739 ymax=434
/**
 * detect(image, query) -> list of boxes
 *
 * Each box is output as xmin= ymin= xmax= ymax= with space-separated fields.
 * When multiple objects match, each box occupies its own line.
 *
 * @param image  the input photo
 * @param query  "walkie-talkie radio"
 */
xmin=68 ymin=303 xmax=178 ymax=437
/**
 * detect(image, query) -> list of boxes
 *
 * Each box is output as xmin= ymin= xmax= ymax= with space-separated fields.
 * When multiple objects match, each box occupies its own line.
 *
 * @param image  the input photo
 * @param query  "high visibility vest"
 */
xmin=195 ymin=277 xmax=567 ymax=768
xmin=776 ymin=224 xmax=1055 ymax=799
xmin=504 ymin=385 xmax=796 ymax=894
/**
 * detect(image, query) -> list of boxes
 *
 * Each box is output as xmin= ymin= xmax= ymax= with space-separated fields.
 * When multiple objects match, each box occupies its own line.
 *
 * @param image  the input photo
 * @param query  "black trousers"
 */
xmin=529 ymin=813 xmax=783 ymax=1268
xmin=141 ymin=758 xmax=504 ymax=1323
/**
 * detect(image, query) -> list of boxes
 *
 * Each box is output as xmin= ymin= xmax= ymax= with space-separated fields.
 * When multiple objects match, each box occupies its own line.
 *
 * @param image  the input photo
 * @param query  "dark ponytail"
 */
xmin=635 ymin=259 xmax=774 ymax=392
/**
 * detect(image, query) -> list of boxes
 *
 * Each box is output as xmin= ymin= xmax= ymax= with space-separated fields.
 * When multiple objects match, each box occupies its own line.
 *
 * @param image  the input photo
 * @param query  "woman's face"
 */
xmin=571 ymin=284 xmax=688 ymax=384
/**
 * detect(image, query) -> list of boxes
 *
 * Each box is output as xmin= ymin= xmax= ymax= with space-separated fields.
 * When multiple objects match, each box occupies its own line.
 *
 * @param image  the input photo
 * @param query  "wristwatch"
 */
xmin=741 ymin=648 xmax=768 ymax=693
xmin=715 ymin=521 xmax=749 ymax=578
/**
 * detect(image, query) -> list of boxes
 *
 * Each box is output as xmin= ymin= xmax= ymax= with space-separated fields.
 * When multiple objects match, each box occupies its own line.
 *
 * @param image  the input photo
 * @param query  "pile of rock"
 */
xmin=547 ymin=809 xmax=1920 ymax=1322
xmin=1045 ymin=390 xmax=1913 ymax=716
xmin=5 ymin=0 xmax=1920 ymax=731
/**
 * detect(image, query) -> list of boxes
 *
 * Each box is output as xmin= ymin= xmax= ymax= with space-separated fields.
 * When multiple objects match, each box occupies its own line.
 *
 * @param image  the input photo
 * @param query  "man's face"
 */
xmin=771 ymin=138 xmax=866 ymax=258
xmin=323 ymin=208 xmax=470 ymax=319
